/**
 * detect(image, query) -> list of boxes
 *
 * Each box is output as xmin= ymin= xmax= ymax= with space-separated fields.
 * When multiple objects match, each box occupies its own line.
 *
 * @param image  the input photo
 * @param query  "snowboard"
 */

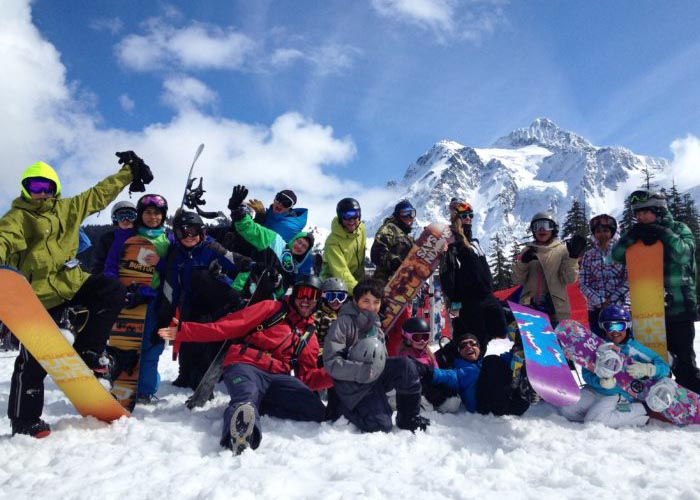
xmin=555 ymin=319 xmax=700 ymax=425
xmin=508 ymin=302 xmax=580 ymax=406
xmin=0 ymin=267 xmax=130 ymax=422
xmin=381 ymin=223 xmax=452 ymax=331
xmin=626 ymin=241 xmax=667 ymax=359
xmin=108 ymin=236 xmax=156 ymax=411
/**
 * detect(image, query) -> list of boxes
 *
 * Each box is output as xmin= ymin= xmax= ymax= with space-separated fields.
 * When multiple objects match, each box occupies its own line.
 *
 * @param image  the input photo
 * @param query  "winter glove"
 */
xmin=594 ymin=343 xmax=623 ymax=378
xmin=208 ymin=241 xmax=228 ymax=256
xmin=413 ymin=360 xmax=434 ymax=384
xmin=125 ymin=283 xmax=156 ymax=309
xmin=626 ymin=362 xmax=656 ymax=379
xmin=566 ymin=234 xmax=587 ymax=259
xmin=234 ymin=253 xmax=254 ymax=272
xmin=599 ymin=377 xmax=617 ymax=390
xmin=116 ymin=151 xmax=153 ymax=193
xmin=228 ymin=185 xmax=248 ymax=213
xmin=640 ymin=224 xmax=673 ymax=245
xmin=520 ymin=247 xmax=538 ymax=263
xmin=208 ymin=260 xmax=234 ymax=287
xmin=246 ymin=199 xmax=265 ymax=217
xmin=230 ymin=206 xmax=248 ymax=222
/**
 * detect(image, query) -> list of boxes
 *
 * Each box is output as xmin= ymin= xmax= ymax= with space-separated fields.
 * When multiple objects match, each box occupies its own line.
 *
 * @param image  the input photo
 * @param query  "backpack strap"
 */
xmin=290 ymin=323 xmax=318 ymax=371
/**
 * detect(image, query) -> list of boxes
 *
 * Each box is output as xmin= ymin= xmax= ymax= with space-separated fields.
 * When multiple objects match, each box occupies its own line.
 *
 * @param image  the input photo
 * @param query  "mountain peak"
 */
xmin=493 ymin=118 xmax=593 ymax=150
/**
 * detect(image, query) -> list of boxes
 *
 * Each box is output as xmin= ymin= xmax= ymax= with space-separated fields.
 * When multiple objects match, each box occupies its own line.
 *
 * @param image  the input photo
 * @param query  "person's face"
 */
xmin=271 ymin=201 xmax=290 ymax=214
xmin=293 ymin=296 xmax=317 ymax=318
xmin=179 ymin=234 xmax=201 ymax=248
xmin=117 ymin=219 xmax=134 ymax=230
xmin=397 ymin=208 xmax=416 ymax=228
xmin=141 ymin=207 xmax=163 ymax=228
xmin=355 ymin=292 xmax=382 ymax=314
xmin=534 ymin=229 xmax=553 ymax=243
xmin=634 ymin=209 xmax=657 ymax=224
xmin=30 ymin=191 xmax=54 ymax=200
xmin=323 ymin=291 xmax=348 ymax=312
xmin=458 ymin=338 xmax=481 ymax=362
xmin=292 ymin=237 xmax=310 ymax=256
xmin=604 ymin=323 xmax=628 ymax=344
xmin=341 ymin=216 xmax=360 ymax=233
xmin=594 ymin=227 xmax=612 ymax=244
xmin=457 ymin=211 xmax=473 ymax=227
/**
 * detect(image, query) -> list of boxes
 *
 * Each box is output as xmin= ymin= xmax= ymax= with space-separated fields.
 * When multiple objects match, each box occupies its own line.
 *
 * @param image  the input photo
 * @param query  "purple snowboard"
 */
xmin=508 ymin=302 xmax=580 ymax=407
xmin=555 ymin=319 xmax=700 ymax=426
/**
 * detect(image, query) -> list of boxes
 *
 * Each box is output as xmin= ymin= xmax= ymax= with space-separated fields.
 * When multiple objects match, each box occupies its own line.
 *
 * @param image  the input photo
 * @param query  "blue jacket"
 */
xmin=264 ymin=206 xmax=308 ymax=243
xmin=583 ymin=337 xmax=671 ymax=402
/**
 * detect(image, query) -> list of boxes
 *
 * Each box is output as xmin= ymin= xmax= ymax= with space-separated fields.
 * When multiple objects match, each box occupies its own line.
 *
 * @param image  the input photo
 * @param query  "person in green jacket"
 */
xmin=0 ymin=152 xmax=153 ymax=438
xmin=612 ymin=189 xmax=700 ymax=393
xmin=321 ymin=198 xmax=366 ymax=294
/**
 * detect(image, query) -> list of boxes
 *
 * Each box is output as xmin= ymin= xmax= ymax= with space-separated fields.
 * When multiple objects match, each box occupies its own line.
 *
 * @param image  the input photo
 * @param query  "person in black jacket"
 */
xmin=439 ymin=201 xmax=507 ymax=348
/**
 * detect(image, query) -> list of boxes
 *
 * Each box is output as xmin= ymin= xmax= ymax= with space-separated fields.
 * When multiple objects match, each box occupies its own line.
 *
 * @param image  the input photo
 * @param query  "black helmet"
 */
xmin=136 ymin=193 xmax=168 ymax=228
xmin=402 ymin=317 xmax=430 ymax=334
xmin=336 ymin=198 xmax=361 ymax=221
xmin=589 ymin=214 xmax=618 ymax=237
xmin=173 ymin=210 xmax=204 ymax=240
xmin=530 ymin=211 xmax=559 ymax=237
xmin=291 ymin=274 xmax=323 ymax=303
xmin=628 ymin=190 xmax=667 ymax=214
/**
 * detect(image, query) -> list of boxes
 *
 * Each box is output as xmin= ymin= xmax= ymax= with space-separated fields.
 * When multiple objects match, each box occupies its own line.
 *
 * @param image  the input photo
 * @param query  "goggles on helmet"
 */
xmin=175 ymin=224 xmax=202 ymax=240
xmin=323 ymin=291 xmax=348 ymax=304
xmin=628 ymin=190 xmax=653 ymax=204
xmin=591 ymin=215 xmax=615 ymax=228
xmin=409 ymin=332 xmax=430 ymax=343
xmin=398 ymin=208 xmax=416 ymax=218
xmin=141 ymin=194 xmax=167 ymax=207
xmin=341 ymin=209 xmax=361 ymax=221
xmin=274 ymin=193 xmax=295 ymax=209
xmin=294 ymin=285 xmax=320 ymax=302
xmin=25 ymin=178 xmax=56 ymax=196
xmin=602 ymin=321 xmax=627 ymax=333
xmin=113 ymin=210 xmax=137 ymax=223
xmin=531 ymin=219 xmax=555 ymax=232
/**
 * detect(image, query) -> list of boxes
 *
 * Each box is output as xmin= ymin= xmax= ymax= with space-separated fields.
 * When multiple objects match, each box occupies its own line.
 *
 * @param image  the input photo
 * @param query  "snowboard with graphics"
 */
xmin=108 ymin=236 xmax=156 ymax=411
xmin=555 ymin=319 xmax=700 ymax=425
xmin=626 ymin=241 xmax=667 ymax=359
xmin=508 ymin=302 xmax=580 ymax=407
xmin=381 ymin=223 xmax=452 ymax=331
xmin=0 ymin=266 xmax=130 ymax=422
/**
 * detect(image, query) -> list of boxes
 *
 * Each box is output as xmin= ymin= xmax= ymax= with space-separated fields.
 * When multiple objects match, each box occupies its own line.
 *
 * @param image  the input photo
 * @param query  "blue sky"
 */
xmin=2 ymin=0 xmax=700 ymax=223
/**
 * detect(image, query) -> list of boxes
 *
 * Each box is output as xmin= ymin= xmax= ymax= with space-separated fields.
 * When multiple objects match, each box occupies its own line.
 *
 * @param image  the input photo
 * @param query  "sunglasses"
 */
xmin=113 ymin=210 xmax=137 ymax=223
xmin=409 ymin=332 xmax=430 ymax=343
xmin=341 ymin=210 xmax=360 ymax=221
xmin=140 ymin=194 xmax=167 ymax=207
xmin=26 ymin=178 xmax=56 ymax=195
xmin=274 ymin=194 xmax=295 ymax=209
xmin=459 ymin=339 xmax=479 ymax=349
xmin=323 ymin=291 xmax=348 ymax=304
xmin=531 ymin=219 xmax=555 ymax=231
xmin=295 ymin=286 xmax=320 ymax=301
xmin=602 ymin=321 xmax=627 ymax=333
xmin=398 ymin=208 xmax=416 ymax=218
xmin=457 ymin=211 xmax=474 ymax=220
xmin=175 ymin=224 xmax=201 ymax=239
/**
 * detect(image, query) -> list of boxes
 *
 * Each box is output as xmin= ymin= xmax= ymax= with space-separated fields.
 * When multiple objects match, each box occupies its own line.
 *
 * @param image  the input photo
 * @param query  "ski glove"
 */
xmin=125 ymin=283 xmax=156 ymax=309
xmin=246 ymin=199 xmax=265 ymax=217
xmin=566 ymin=234 xmax=587 ymax=259
xmin=639 ymin=223 xmax=673 ymax=245
xmin=413 ymin=360 xmax=434 ymax=384
xmin=228 ymin=185 xmax=248 ymax=213
xmin=627 ymin=362 xmax=656 ymax=379
xmin=599 ymin=377 xmax=616 ymax=390
xmin=231 ymin=206 xmax=248 ymax=222
xmin=116 ymin=151 xmax=153 ymax=193
xmin=521 ymin=247 xmax=538 ymax=263
xmin=594 ymin=343 xmax=623 ymax=378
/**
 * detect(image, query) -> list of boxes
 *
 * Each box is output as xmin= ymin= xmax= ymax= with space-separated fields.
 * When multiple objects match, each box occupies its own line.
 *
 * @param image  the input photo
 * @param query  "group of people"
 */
xmin=1 ymin=151 xmax=699 ymax=453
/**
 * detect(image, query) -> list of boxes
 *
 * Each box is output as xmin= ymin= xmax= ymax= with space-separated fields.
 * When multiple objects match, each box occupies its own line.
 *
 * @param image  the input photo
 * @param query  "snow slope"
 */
xmin=2 ymin=337 xmax=700 ymax=499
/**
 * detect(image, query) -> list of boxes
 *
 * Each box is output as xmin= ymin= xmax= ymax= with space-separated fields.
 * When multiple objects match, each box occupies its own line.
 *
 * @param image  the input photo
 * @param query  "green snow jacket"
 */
xmin=612 ymin=212 xmax=697 ymax=321
xmin=320 ymin=217 xmax=366 ymax=293
xmin=0 ymin=164 xmax=132 ymax=308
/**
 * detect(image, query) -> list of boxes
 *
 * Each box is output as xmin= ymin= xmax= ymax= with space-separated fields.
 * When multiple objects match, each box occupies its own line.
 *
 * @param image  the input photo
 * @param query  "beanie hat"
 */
xmin=275 ymin=189 xmax=297 ymax=208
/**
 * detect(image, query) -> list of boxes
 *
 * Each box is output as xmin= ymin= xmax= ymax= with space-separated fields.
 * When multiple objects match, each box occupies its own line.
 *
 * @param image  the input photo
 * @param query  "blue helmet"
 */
xmin=598 ymin=305 xmax=632 ymax=336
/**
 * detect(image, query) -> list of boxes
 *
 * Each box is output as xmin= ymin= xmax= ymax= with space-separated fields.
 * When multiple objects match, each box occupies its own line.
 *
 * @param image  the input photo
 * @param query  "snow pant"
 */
xmin=667 ymin=318 xmax=700 ymax=394
xmin=137 ymin=300 xmax=164 ymax=396
xmin=588 ymin=309 xmax=606 ymax=339
xmin=558 ymin=387 xmax=648 ymax=427
xmin=454 ymin=294 xmax=507 ymax=348
xmin=220 ymin=363 xmax=325 ymax=448
xmin=476 ymin=355 xmax=530 ymax=416
xmin=8 ymin=273 xmax=125 ymax=421
xmin=176 ymin=340 xmax=224 ymax=390
xmin=337 ymin=357 xmax=422 ymax=433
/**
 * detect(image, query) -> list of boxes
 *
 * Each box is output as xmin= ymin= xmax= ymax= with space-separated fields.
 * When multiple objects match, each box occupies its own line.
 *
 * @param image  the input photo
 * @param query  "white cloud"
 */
xmin=161 ymin=76 xmax=217 ymax=111
xmin=268 ymin=44 xmax=359 ymax=75
xmin=89 ymin=17 xmax=123 ymax=35
xmin=115 ymin=20 xmax=255 ymax=72
xmin=668 ymin=134 xmax=700 ymax=188
xmin=372 ymin=0 xmax=456 ymax=33
xmin=119 ymin=93 xmax=135 ymax=113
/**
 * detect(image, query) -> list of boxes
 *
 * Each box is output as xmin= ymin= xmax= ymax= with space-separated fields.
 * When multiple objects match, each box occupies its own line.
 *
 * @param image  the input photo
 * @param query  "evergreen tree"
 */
xmin=665 ymin=183 xmax=684 ymax=221
xmin=489 ymin=233 xmax=512 ymax=289
xmin=561 ymin=198 xmax=590 ymax=240
xmin=620 ymin=195 xmax=635 ymax=233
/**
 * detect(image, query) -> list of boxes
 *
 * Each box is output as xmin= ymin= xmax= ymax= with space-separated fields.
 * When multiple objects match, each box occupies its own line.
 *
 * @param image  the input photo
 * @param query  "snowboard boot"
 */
xmin=517 ymin=365 xmax=541 ymax=405
xmin=396 ymin=392 xmax=430 ymax=432
xmin=226 ymin=402 xmax=258 ymax=456
xmin=11 ymin=418 xmax=51 ymax=439
xmin=396 ymin=413 xmax=431 ymax=433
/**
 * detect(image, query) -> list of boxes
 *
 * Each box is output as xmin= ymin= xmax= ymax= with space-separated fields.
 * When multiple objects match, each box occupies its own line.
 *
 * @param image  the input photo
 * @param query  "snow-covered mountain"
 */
xmin=367 ymin=118 xmax=673 ymax=254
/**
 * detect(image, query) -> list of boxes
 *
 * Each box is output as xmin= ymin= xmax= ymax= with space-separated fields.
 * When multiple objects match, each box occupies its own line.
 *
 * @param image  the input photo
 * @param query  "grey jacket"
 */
xmin=323 ymin=301 xmax=387 ymax=409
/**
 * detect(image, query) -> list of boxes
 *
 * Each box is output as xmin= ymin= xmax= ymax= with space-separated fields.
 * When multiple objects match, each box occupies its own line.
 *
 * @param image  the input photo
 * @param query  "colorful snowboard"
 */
xmin=108 ymin=236 xmax=156 ymax=411
xmin=555 ymin=319 xmax=700 ymax=425
xmin=626 ymin=241 xmax=667 ymax=359
xmin=0 ymin=267 xmax=129 ymax=422
xmin=508 ymin=302 xmax=580 ymax=406
xmin=382 ymin=223 xmax=452 ymax=331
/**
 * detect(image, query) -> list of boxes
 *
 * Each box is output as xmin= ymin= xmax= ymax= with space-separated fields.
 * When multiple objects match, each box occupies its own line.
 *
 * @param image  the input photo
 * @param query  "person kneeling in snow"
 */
xmin=323 ymin=279 xmax=430 ymax=433
xmin=559 ymin=305 xmax=670 ymax=427
xmin=158 ymin=275 xmax=332 ymax=455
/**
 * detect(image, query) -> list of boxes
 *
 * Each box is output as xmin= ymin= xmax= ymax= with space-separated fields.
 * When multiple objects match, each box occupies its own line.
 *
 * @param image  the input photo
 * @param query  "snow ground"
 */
xmin=2 ymin=337 xmax=700 ymax=500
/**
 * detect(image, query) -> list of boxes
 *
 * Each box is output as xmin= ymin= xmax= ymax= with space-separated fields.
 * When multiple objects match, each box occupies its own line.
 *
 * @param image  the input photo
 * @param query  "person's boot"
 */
xmin=395 ymin=392 xmax=430 ymax=432
xmin=11 ymin=418 xmax=51 ymax=438
xmin=224 ymin=402 xmax=258 ymax=456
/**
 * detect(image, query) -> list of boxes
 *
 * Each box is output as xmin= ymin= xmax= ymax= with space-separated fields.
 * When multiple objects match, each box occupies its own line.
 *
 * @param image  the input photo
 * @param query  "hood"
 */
xmin=266 ymin=206 xmax=308 ymax=223
xmin=337 ymin=301 xmax=381 ymax=335
xmin=289 ymin=231 xmax=314 ymax=261
xmin=20 ymin=161 xmax=62 ymax=199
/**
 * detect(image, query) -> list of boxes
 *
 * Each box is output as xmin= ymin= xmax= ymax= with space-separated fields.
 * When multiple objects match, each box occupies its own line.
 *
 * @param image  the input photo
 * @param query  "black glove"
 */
xmin=228 ymin=185 xmax=248 ymax=212
xmin=231 ymin=206 xmax=248 ymax=222
xmin=626 ymin=223 xmax=645 ymax=243
xmin=566 ymin=234 xmax=587 ymax=258
xmin=521 ymin=247 xmax=538 ymax=263
xmin=413 ymin=360 xmax=434 ymax=384
xmin=124 ymin=283 xmax=155 ymax=309
xmin=234 ymin=253 xmax=254 ymax=272
xmin=208 ymin=260 xmax=224 ymax=279
xmin=642 ymin=224 xmax=672 ymax=244
xmin=208 ymin=241 xmax=227 ymax=256
xmin=631 ymin=223 xmax=669 ymax=246
xmin=116 ymin=151 xmax=153 ymax=193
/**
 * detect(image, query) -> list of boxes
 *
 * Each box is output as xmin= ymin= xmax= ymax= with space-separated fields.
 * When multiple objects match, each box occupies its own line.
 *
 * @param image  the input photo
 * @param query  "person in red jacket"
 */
xmin=158 ymin=275 xmax=332 ymax=455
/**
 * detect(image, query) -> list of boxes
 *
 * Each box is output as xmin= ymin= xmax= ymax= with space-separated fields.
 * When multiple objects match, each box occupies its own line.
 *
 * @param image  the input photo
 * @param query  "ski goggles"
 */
xmin=323 ymin=291 xmax=348 ymax=304
xmin=175 ymin=224 xmax=202 ymax=239
xmin=590 ymin=215 xmax=615 ymax=229
xmin=531 ymin=219 xmax=556 ymax=232
xmin=408 ymin=332 xmax=431 ymax=343
xmin=459 ymin=339 xmax=479 ymax=349
xmin=113 ymin=210 xmax=137 ymax=223
xmin=274 ymin=192 xmax=295 ymax=209
xmin=140 ymin=194 xmax=167 ymax=207
xmin=24 ymin=178 xmax=56 ymax=195
xmin=398 ymin=208 xmax=416 ymax=218
xmin=294 ymin=286 xmax=320 ymax=301
xmin=340 ymin=209 xmax=361 ymax=221
xmin=601 ymin=321 xmax=628 ymax=333
xmin=628 ymin=190 xmax=655 ymax=204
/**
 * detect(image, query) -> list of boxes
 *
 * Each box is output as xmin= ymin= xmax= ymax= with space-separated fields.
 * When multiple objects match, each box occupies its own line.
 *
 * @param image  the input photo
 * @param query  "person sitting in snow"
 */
xmin=559 ymin=305 xmax=669 ymax=427
xmin=246 ymin=189 xmax=308 ymax=244
xmin=323 ymin=279 xmax=430 ymax=433
xmin=314 ymin=277 xmax=350 ymax=360
xmin=158 ymin=275 xmax=332 ymax=456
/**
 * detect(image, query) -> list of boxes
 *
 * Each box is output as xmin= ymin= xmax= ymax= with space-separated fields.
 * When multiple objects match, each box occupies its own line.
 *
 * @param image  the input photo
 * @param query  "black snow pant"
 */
xmin=221 ymin=363 xmax=326 ymax=448
xmin=454 ymin=294 xmax=508 ymax=348
xmin=176 ymin=340 xmax=224 ymax=390
xmin=338 ymin=357 xmax=422 ymax=433
xmin=667 ymin=318 xmax=700 ymax=394
xmin=8 ymin=273 xmax=125 ymax=422
xmin=476 ymin=355 xmax=529 ymax=416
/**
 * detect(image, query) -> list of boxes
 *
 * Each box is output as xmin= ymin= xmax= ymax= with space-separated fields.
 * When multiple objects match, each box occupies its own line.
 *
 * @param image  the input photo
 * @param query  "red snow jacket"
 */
xmin=175 ymin=298 xmax=333 ymax=391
